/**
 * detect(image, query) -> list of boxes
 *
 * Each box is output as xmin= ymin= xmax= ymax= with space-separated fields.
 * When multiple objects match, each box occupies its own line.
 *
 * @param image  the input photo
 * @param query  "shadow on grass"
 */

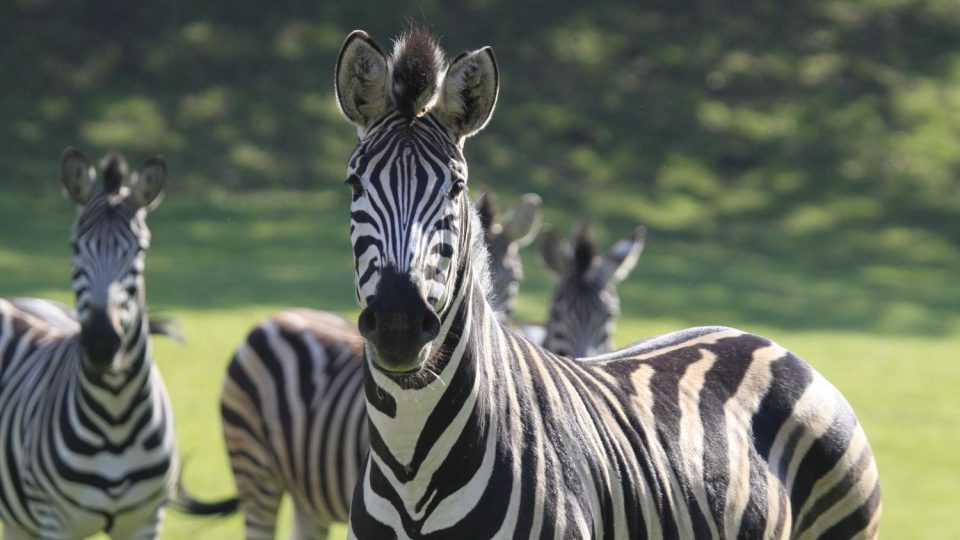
xmin=1 ymin=188 xmax=957 ymax=336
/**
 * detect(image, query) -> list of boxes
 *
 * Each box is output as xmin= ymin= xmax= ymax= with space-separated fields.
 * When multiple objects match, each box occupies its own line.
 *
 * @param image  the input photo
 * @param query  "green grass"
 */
xmin=1 ymin=188 xmax=958 ymax=538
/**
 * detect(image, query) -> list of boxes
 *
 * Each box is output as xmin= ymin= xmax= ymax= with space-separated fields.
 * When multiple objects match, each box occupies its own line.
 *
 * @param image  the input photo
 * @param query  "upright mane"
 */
xmin=389 ymin=27 xmax=445 ymax=119
xmin=100 ymin=152 xmax=128 ymax=194
xmin=572 ymin=222 xmax=597 ymax=275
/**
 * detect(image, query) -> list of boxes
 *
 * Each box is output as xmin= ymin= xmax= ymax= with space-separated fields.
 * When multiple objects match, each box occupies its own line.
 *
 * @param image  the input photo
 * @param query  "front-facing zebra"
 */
xmin=0 ymin=149 xmax=176 ymax=539
xmin=190 ymin=192 xmax=542 ymax=539
xmin=336 ymin=28 xmax=881 ymax=539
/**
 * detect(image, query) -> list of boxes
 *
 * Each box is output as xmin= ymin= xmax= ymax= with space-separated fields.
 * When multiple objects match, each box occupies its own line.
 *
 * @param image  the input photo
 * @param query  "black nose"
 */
xmin=358 ymin=268 xmax=441 ymax=371
xmin=80 ymin=308 xmax=122 ymax=367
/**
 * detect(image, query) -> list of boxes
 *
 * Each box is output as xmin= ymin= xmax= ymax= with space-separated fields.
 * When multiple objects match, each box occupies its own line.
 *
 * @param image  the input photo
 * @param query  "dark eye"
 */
xmin=449 ymin=179 xmax=466 ymax=199
xmin=345 ymin=174 xmax=364 ymax=199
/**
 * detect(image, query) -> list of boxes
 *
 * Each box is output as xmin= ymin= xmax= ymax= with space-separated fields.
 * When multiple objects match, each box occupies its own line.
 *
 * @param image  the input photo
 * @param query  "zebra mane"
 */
xmin=100 ymin=152 xmax=128 ymax=194
xmin=467 ymin=200 xmax=493 ymax=301
xmin=572 ymin=222 xmax=597 ymax=274
xmin=390 ymin=27 xmax=445 ymax=119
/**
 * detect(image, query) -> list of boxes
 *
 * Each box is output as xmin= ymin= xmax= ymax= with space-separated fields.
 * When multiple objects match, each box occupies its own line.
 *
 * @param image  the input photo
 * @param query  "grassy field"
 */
xmin=1 ymin=188 xmax=957 ymax=539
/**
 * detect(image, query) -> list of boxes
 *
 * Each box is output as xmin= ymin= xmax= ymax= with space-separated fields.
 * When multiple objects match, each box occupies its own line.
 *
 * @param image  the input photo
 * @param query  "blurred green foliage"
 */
xmin=1 ymin=0 xmax=958 ymax=333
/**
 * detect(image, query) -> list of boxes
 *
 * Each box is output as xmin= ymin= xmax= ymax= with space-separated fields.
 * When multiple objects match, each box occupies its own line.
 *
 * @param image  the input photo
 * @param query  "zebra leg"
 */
xmin=234 ymin=476 xmax=282 ymax=540
xmin=289 ymin=504 xmax=330 ymax=540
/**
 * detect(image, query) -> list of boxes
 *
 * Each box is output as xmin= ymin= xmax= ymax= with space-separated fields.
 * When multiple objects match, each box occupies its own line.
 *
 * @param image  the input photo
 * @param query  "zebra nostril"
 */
xmin=421 ymin=312 xmax=440 ymax=343
xmin=358 ymin=307 xmax=377 ymax=339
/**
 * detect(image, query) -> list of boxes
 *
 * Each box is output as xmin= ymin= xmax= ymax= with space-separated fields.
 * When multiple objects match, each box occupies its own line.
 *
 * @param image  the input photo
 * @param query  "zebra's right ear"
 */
xmin=128 ymin=156 xmax=167 ymax=211
xmin=335 ymin=30 xmax=390 ymax=131
xmin=596 ymin=226 xmax=646 ymax=284
xmin=502 ymin=193 xmax=543 ymax=247
xmin=537 ymin=226 xmax=571 ymax=274
xmin=60 ymin=147 xmax=95 ymax=205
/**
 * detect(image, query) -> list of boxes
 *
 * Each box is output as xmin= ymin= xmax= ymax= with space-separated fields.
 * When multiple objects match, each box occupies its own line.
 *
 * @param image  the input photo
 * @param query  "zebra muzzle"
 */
xmin=358 ymin=268 xmax=441 ymax=372
xmin=80 ymin=308 xmax=123 ymax=369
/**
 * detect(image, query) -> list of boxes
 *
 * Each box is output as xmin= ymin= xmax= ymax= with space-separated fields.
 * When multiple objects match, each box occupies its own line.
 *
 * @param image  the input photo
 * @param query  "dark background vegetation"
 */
xmin=1 ymin=0 xmax=958 ymax=334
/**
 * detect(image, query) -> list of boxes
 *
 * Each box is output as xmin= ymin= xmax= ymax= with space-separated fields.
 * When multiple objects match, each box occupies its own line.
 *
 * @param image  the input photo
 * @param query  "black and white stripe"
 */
xmin=336 ymin=29 xmax=882 ymax=539
xmin=0 ymin=149 xmax=176 ymax=539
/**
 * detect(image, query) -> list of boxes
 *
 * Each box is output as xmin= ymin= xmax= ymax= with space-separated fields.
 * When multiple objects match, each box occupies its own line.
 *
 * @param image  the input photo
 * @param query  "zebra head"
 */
xmin=476 ymin=191 xmax=543 ymax=321
xmin=60 ymin=147 xmax=166 ymax=373
xmin=539 ymin=223 xmax=645 ymax=358
xmin=335 ymin=28 xmax=498 ymax=373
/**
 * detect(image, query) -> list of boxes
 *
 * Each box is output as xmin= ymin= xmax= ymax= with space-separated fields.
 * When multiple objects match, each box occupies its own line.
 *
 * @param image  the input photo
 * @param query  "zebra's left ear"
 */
xmin=595 ymin=226 xmax=646 ymax=284
xmin=128 ymin=156 xmax=166 ymax=211
xmin=436 ymin=47 xmax=499 ymax=140
xmin=502 ymin=193 xmax=543 ymax=247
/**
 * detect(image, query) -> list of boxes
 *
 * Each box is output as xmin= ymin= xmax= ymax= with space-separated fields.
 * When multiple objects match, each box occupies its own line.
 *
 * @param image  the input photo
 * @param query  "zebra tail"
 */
xmin=170 ymin=457 xmax=238 ymax=517
xmin=171 ymin=482 xmax=239 ymax=517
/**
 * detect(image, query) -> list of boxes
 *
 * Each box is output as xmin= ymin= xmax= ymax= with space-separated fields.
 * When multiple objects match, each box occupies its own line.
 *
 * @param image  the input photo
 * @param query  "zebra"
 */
xmin=475 ymin=191 xmax=542 ymax=321
xmin=515 ymin=222 xmax=645 ymax=356
xmin=180 ymin=191 xmax=542 ymax=539
xmin=335 ymin=28 xmax=881 ymax=539
xmin=533 ymin=222 xmax=646 ymax=358
xmin=0 ymin=148 xmax=177 ymax=539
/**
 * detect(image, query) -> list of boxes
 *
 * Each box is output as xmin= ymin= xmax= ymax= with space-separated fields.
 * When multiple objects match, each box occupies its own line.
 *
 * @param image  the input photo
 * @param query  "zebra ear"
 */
xmin=537 ymin=226 xmax=571 ymax=274
xmin=335 ymin=30 xmax=390 ymax=131
xmin=502 ymin=193 xmax=543 ymax=247
xmin=60 ymin=147 xmax=95 ymax=205
xmin=128 ymin=156 xmax=167 ymax=211
xmin=595 ymin=226 xmax=646 ymax=284
xmin=436 ymin=47 xmax=499 ymax=139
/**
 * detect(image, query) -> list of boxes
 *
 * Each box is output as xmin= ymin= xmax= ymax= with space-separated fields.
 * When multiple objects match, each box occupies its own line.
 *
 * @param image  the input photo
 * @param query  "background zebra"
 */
xmin=188 ymin=193 xmax=541 ymax=539
xmin=475 ymin=191 xmax=542 ymax=321
xmin=336 ymin=28 xmax=881 ymax=538
xmin=0 ymin=149 xmax=177 ymax=539
xmin=519 ymin=222 xmax=646 ymax=358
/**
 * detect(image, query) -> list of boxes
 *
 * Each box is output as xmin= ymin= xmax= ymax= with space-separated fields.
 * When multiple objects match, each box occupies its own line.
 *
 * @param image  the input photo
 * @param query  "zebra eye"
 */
xmin=449 ymin=179 xmax=466 ymax=199
xmin=345 ymin=174 xmax=364 ymax=199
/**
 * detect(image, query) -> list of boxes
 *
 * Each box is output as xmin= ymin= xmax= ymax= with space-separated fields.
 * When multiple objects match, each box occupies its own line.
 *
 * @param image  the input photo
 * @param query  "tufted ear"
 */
xmin=537 ymin=226 xmax=571 ymax=275
xmin=335 ymin=30 xmax=390 ymax=131
xmin=595 ymin=226 xmax=646 ymax=284
xmin=435 ymin=47 xmax=499 ymax=140
xmin=60 ymin=147 xmax=96 ymax=205
xmin=502 ymin=193 xmax=543 ymax=247
xmin=128 ymin=156 xmax=167 ymax=211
